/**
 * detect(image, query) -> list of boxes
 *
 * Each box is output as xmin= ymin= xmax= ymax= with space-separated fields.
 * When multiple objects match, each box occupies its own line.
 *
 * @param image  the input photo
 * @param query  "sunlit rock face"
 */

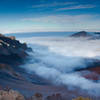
xmin=0 ymin=90 xmax=25 ymax=100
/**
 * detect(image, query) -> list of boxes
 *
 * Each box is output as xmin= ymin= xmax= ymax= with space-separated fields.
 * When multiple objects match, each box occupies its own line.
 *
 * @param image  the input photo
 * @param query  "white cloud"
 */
xmin=1 ymin=14 xmax=100 ymax=34
xmin=23 ymin=14 xmax=94 ymax=23
xmin=20 ymin=37 xmax=100 ymax=96
xmin=56 ymin=4 xmax=96 ymax=11
xmin=22 ymin=14 xmax=100 ymax=32
xmin=32 ymin=1 xmax=76 ymax=8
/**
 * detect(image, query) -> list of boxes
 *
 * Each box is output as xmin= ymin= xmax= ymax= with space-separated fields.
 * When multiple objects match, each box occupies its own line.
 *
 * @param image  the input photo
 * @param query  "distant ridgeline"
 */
xmin=6 ymin=32 xmax=75 ymax=38
xmin=71 ymin=31 xmax=91 ymax=37
xmin=6 ymin=31 xmax=100 ymax=38
xmin=71 ymin=31 xmax=100 ymax=38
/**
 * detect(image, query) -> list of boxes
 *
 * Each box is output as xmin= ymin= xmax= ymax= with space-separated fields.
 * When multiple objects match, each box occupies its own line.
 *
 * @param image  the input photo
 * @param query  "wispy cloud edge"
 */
xmin=56 ymin=4 xmax=96 ymax=11
xmin=32 ymin=2 xmax=76 ymax=8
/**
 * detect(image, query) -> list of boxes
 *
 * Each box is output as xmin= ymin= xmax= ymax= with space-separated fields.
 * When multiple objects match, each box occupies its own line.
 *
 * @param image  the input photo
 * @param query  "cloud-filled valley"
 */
xmin=19 ymin=36 xmax=100 ymax=96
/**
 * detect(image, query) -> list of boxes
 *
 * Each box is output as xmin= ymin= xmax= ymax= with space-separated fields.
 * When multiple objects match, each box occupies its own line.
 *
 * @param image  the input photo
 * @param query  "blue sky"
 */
xmin=0 ymin=0 xmax=100 ymax=33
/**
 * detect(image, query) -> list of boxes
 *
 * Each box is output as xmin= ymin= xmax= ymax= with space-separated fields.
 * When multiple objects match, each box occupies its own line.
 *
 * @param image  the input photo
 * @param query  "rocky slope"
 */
xmin=0 ymin=33 xmax=33 ymax=95
xmin=0 ymin=89 xmax=93 ymax=100
xmin=0 ymin=33 xmax=29 ymax=65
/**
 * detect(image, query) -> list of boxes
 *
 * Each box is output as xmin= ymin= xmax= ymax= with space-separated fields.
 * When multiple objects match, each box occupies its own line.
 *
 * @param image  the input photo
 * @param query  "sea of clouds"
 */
xmin=19 ymin=37 xmax=100 ymax=95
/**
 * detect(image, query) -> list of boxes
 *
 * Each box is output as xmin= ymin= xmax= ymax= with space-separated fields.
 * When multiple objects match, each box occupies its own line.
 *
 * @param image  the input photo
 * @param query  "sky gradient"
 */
xmin=0 ymin=0 xmax=100 ymax=33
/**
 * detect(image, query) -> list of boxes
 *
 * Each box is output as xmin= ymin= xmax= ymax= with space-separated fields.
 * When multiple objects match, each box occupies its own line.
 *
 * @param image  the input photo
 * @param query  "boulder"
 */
xmin=46 ymin=93 xmax=62 ymax=100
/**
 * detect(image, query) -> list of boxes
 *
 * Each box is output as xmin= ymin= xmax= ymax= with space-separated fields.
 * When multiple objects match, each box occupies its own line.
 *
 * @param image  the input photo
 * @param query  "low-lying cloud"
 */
xmin=20 ymin=37 xmax=100 ymax=95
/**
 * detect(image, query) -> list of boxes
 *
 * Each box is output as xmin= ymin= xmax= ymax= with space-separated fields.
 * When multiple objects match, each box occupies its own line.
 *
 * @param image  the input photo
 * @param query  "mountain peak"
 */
xmin=71 ymin=31 xmax=91 ymax=37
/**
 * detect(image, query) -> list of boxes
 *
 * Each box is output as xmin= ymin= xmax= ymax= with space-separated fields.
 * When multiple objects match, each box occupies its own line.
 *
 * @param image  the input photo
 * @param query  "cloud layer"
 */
xmin=20 ymin=36 xmax=100 ymax=96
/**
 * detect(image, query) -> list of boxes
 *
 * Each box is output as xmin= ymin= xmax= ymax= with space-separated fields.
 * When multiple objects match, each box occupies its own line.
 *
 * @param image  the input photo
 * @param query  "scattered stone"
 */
xmin=31 ymin=93 xmax=43 ymax=100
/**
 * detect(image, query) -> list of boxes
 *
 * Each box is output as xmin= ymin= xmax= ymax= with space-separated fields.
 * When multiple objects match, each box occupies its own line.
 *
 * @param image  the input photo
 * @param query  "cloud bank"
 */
xmin=20 ymin=37 xmax=100 ymax=96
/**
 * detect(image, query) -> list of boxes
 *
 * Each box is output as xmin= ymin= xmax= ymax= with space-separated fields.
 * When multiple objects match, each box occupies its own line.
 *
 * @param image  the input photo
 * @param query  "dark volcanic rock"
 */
xmin=0 ymin=33 xmax=31 ymax=90
xmin=71 ymin=31 xmax=91 ymax=37
xmin=0 ymin=33 xmax=29 ymax=65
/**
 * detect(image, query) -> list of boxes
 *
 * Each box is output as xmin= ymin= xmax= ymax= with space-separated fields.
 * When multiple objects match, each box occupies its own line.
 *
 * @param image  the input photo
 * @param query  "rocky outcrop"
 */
xmin=46 ymin=93 xmax=63 ymax=100
xmin=0 ymin=90 xmax=93 ymax=100
xmin=30 ymin=93 xmax=43 ymax=100
xmin=0 ymin=89 xmax=25 ymax=100
xmin=0 ymin=34 xmax=32 ymax=95
xmin=0 ymin=33 xmax=29 ymax=66
xmin=24 ymin=93 xmax=64 ymax=100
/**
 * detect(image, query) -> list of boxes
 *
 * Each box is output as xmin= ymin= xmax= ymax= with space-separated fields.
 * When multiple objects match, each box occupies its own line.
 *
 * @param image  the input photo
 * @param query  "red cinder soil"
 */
xmin=89 ymin=67 xmax=100 ymax=75
xmin=83 ymin=72 xmax=99 ymax=80
xmin=83 ymin=66 xmax=100 ymax=80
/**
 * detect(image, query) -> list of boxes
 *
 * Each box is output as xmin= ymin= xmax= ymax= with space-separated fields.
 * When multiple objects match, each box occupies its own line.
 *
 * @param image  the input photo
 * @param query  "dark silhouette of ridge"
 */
xmin=71 ymin=31 xmax=91 ymax=37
